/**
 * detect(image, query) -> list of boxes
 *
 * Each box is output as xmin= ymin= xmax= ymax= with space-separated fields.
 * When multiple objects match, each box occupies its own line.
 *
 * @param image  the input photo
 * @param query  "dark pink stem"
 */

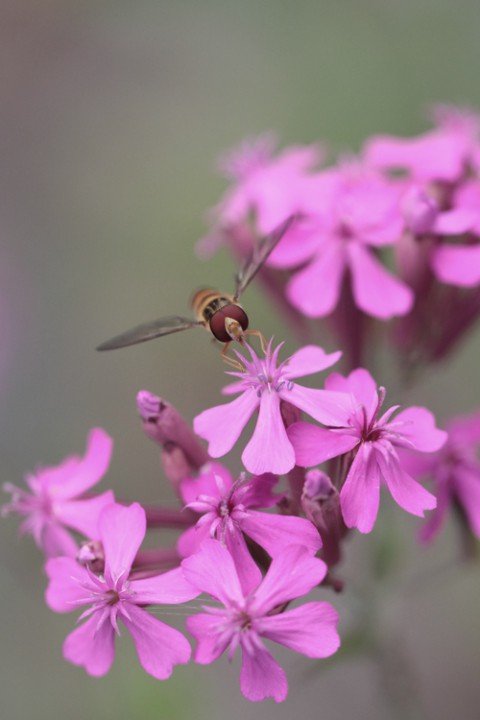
xmin=144 ymin=505 xmax=197 ymax=529
xmin=132 ymin=547 xmax=181 ymax=576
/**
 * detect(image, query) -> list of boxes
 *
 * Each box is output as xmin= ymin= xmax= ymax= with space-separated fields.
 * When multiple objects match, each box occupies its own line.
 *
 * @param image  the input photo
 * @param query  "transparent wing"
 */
xmin=96 ymin=315 xmax=204 ymax=351
xmin=233 ymin=214 xmax=299 ymax=301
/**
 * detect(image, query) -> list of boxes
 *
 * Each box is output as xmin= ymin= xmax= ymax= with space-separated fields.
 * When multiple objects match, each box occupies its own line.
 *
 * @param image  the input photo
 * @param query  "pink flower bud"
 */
xmin=77 ymin=539 xmax=105 ymax=574
xmin=137 ymin=391 xmax=209 ymax=481
xmin=302 ymin=470 xmax=346 ymax=567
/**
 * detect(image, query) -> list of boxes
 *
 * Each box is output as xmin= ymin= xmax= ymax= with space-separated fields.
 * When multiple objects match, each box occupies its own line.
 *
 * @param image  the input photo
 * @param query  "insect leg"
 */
xmin=244 ymin=329 xmax=268 ymax=355
xmin=220 ymin=343 xmax=245 ymax=372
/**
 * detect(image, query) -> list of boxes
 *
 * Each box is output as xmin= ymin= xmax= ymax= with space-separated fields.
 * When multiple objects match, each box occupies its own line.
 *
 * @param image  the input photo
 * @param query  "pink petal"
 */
xmin=260 ymin=601 xmax=340 ymax=658
xmin=282 ymin=384 xmax=353 ymax=427
xmin=221 ymin=380 xmax=248 ymax=396
xmin=392 ymin=407 xmax=447 ymax=452
xmin=266 ymin=222 xmax=322 ymax=269
xmin=364 ymin=132 xmax=466 ymax=182
xmin=40 ymin=521 xmax=79 ymax=558
xmin=241 ymin=509 xmax=321 ymax=556
xmin=35 ymin=458 xmax=80 ymax=494
xmin=240 ymin=473 xmax=279 ymax=508
xmin=101 ymin=503 xmax=146 ymax=586
xmin=325 ymin=368 xmax=379 ymax=423
xmin=225 ymin=527 xmax=263 ymax=595
xmin=454 ymin=178 xmax=480 ymax=234
xmin=194 ymin=391 xmax=259 ymax=458
xmin=287 ymin=241 xmax=346 ymax=317
xmin=181 ymin=539 xmax=244 ymax=606
xmin=340 ymin=443 xmax=381 ymax=533
xmin=252 ymin=546 xmax=326 ymax=614
xmin=455 ymin=467 xmax=480 ymax=537
xmin=48 ymin=428 xmax=113 ymax=500
xmin=45 ymin=557 xmax=92 ymax=613
xmin=454 ymin=176 xmax=480 ymax=205
xmin=288 ymin=422 xmax=359 ymax=466
xmin=282 ymin=346 xmax=342 ymax=380
xmin=63 ymin=613 xmax=115 ymax=677
xmin=348 ymin=243 xmax=414 ymax=318
xmin=129 ymin=567 xmax=200 ymax=604
xmin=419 ymin=475 xmax=451 ymax=543
xmin=242 ymin=392 xmax=295 ymax=475
xmin=396 ymin=448 xmax=438 ymax=480
xmin=176 ymin=523 xmax=211 ymax=557
xmin=179 ymin=463 xmax=233 ymax=505
xmin=377 ymin=449 xmax=436 ymax=517
xmin=240 ymin=646 xmax=288 ymax=703
xmin=431 ymin=245 xmax=480 ymax=287
xmin=121 ymin=603 xmax=191 ymax=680
xmin=433 ymin=208 xmax=477 ymax=235
xmin=56 ymin=490 xmax=115 ymax=541
xmin=448 ymin=411 xmax=480 ymax=445
xmin=186 ymin=613 xmax=230 ymax=664
xmin=360 ymin=214 xmax=404 ymax=247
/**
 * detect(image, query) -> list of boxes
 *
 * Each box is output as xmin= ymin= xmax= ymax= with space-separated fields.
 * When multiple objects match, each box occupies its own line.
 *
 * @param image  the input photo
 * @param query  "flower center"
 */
xmin=104 ymin=589 xmax=120 ymax=606
xmin=248 ymin=370 xmax=293 ymax=398
xmin=218 ymin=499 xmax=231 ymax=518
xmin=365 ymin=428 xmax=383 ymax=442
xmin=237 ymin=610 xmax=253 ymax=632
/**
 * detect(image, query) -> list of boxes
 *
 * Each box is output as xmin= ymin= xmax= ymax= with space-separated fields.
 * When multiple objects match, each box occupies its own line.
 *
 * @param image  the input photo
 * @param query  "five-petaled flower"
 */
xmin=194 ymin=341 xmax=351 ymax=475
xmin=288 ymin=368 xmax=447 ymax=533
xmin=183 ymin=540 xmax=340 ymax=703
xmin=45 ymin=502 xmax=200 ymax=678
xmin=266 ymin=163 xmax=414 ymax=319
xmin=177 ymin=462 xmax=321 ymax=591
xmin=3 ymin=428 xmax=114 ymax=557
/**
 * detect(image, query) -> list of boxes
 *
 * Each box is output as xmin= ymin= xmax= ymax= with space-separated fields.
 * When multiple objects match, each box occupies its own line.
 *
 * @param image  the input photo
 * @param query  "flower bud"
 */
xmin=77 ymin=540 xmax=105 ymax=574
xmin=301 ymin=469 xmax=347 ymax=567
xmin=137 ymin=391 xmax=209 ymax=491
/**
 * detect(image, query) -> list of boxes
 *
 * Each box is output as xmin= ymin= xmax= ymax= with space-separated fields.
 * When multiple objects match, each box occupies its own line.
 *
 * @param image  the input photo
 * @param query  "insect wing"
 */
xmin=96 ymin=315 xmax=203 ymax=351
xmin=233 ymin=214 xmax=298 ymax=301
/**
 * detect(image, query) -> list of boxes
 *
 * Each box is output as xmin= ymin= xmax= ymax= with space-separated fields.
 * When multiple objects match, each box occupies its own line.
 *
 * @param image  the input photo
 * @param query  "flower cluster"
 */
xmin=202 ymin=106 xmax=480 ymax=368
xmin=3 ymin=341 xmax=450 ymax=701
xmin=3 ymin=106 xmax=480 ymax=704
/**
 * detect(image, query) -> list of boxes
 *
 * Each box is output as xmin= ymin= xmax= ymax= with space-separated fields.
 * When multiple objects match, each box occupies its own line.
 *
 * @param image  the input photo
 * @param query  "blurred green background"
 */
xmin=1 ymin=2 xmax=480 ymax=719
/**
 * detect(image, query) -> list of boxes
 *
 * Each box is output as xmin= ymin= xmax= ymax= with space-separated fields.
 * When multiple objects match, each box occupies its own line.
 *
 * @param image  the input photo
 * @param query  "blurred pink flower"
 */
xmin=183 ymin=540 xmax=339 ymax=702
xmin=177 ymin=462 xmax=321 ymax=592
xmin=194 ymin=341 xmax=349 ymax=475
xmin=400 ymin=412 xmax=480 ymax=542
xmin=3 ymin=428 xmax=114 ymax=557
xmin=288 ymin=368 xmax=447 ymax=533
xmin=45 ymin=503 xmax=199 ymax=678
xmin=271 ymin=164 xmax=414 ymax=319
xmin=215 ymin=135 xmax=323 ymax=234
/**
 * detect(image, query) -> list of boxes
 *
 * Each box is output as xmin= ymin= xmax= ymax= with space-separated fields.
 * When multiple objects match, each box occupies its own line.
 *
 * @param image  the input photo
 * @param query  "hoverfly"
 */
xmin=96 ymin=215 xmax=297 ymax=368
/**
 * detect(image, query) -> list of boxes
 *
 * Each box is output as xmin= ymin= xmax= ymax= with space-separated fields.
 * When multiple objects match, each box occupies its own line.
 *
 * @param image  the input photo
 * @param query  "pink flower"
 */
xmin=177 ymin=462 xmax=321 ymax=592
xmin=400 ymin=412 xmax=480 ymax=542
xmin=183 ymin=540 xmax=340 ymax=703
xmin=193 ymin=341 xmax=351 ymax=475
xmin=288 ymin=368 xmax=447 ymax=533
xmin=215 ymin=135 xmax=322 ymax=234
xmin=45 ymin=503 xmax=200 ymax=678
xmin=2 ymin=428 xmax=115 ymax=557
xmin=271 ymin=164 xmax=413 ymax=319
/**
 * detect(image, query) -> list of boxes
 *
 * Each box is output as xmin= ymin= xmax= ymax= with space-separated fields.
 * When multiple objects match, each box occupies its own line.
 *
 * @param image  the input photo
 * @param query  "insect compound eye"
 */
xmin=209 ymin=304 xmax=249 ymax=342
